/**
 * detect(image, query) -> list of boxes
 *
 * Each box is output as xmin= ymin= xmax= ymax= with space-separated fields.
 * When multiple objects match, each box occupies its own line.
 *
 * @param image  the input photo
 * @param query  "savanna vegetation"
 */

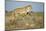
xmin=5 ymin=11 xmax=44 ymax=30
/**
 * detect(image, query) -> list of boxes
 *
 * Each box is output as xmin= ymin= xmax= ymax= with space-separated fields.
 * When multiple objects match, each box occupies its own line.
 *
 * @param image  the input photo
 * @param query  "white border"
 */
xmin=0 ymin=0 xmax=5 ymax=31
xmin=0 ymin=0 xmax=46 ymax=31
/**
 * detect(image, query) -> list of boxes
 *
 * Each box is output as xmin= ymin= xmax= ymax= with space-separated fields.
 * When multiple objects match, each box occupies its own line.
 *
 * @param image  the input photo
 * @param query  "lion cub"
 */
xmin=15 ymin=5 xmax=32 ymax=16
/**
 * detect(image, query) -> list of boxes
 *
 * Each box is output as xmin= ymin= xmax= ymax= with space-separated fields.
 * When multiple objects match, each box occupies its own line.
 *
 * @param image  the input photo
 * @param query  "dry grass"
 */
xmin=5 ymin=12 xmax=44 ymax=30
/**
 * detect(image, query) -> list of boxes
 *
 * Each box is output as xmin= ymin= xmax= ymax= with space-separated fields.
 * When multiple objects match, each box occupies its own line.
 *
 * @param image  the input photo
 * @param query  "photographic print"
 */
xmin=5 ymin=0 xmax=44 ymax=31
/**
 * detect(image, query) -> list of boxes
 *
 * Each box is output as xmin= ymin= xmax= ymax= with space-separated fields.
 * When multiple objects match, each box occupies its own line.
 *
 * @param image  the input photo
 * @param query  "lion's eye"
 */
xmin=27 ymin=12 xmax=29 ymax=14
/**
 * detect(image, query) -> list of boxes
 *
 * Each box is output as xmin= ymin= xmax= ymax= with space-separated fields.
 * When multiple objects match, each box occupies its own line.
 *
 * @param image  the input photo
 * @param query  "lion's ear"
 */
xmin=28 ymin=5 xmax=32 ymax=9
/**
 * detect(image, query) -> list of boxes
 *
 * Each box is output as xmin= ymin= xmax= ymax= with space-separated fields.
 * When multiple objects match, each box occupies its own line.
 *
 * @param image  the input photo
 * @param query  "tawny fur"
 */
xmin=15 ymin=5 xmax=32 ymax=16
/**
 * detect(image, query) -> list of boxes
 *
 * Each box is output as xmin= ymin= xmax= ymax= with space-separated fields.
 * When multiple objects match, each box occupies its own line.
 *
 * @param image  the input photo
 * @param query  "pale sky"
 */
xmin=5 ymin=0 xmax=44 ymax=12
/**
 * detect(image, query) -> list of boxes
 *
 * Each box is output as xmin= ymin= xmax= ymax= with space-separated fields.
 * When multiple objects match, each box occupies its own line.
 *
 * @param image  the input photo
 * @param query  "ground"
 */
xmin=5 ymin=12 xmax=44 ymax=30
